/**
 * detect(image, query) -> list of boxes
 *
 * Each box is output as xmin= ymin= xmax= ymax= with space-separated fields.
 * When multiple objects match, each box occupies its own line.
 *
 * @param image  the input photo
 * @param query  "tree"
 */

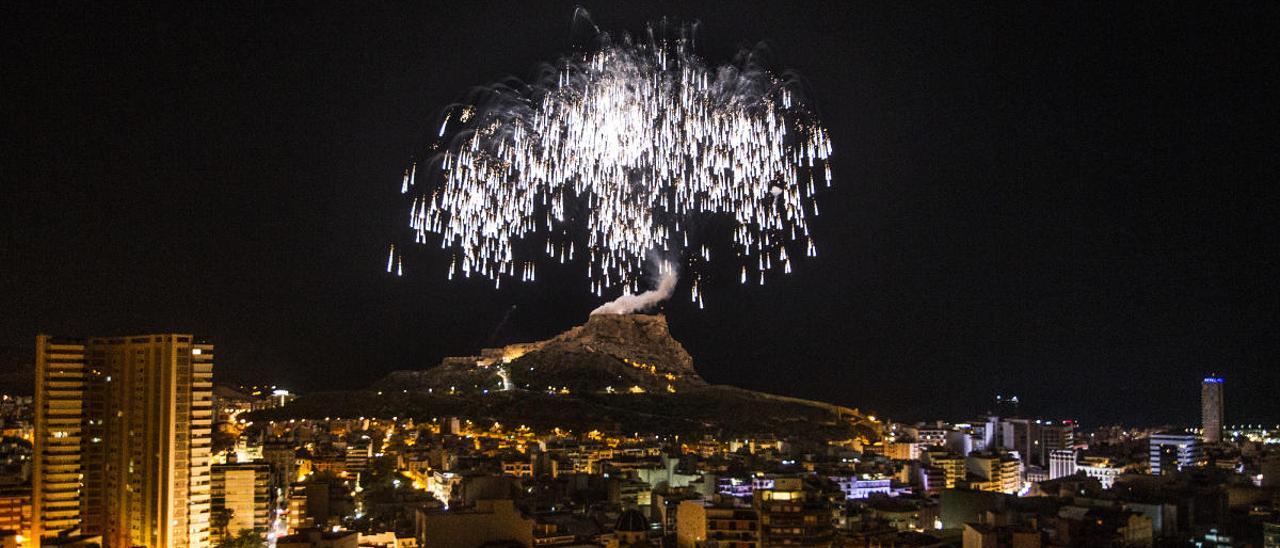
xmin=211 ymin=508 xmax=234 ymax=540
xmin=215 ymin=529 xmax=263 ymax=548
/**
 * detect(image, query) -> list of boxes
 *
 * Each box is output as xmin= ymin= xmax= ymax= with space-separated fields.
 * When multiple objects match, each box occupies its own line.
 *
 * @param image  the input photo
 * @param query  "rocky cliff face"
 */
xmin=507 ymin=314 xmax=705 ymax=393
xmin=374 ymin=314 xmax=705 ymax=394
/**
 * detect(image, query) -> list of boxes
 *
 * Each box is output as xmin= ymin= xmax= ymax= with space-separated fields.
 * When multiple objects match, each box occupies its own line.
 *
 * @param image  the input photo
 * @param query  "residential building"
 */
xmin=962 ymin=523 xmax=1041 ymax=548
xmin=0 ymin=487 xmax=31 ymax=547
xmin=345 ymin=439 xmax=372 ymax=475
xmin=31 ymin=336 xmax=86 ymax=539
xmin=965 ymin=452 xmax=1022 ymax=495
xmin=32 ymin=334 xmax=214 ymax=547
xmin=755 ymin=477 xmax=834 ymax=546
xmin=675 ymin=500 xmax=761 ymax=547
xmin=211 ymin=462 xmax=272 ymax=542
xmin=922 ymin=448 xmax=966 ymax=490
xmin=830 ymin=475 xmax=891 ymax=500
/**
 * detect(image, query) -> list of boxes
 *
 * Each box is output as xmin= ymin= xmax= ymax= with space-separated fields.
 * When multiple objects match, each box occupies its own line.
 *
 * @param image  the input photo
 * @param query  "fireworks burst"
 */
xmin=396 ymin=24 xmax=832 ymax=303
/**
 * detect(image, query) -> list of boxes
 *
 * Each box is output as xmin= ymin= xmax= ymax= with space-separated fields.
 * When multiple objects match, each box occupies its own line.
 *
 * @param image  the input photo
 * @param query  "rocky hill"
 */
xmin=374 ymin=314 xmax=705 ymax=395
xmin=257 ymin=314 xmax=878 ymax=443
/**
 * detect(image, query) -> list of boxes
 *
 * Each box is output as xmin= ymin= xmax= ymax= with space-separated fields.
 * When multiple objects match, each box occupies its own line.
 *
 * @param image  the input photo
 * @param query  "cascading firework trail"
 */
xmin=396 ymin=24 xmax=832 ymax=303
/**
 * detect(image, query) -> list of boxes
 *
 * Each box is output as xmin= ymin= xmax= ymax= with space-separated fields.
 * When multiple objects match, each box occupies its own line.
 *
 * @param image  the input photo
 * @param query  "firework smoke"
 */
xmin=591 ymin=267 xmax=679 ymax=315
xmin=398 ymin=21 xmax=832 ymax=304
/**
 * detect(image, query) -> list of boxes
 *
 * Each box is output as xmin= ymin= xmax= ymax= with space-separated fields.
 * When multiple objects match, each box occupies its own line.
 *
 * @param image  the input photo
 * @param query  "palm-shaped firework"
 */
xmin=393 ymin=23 xmax=832 ymax=308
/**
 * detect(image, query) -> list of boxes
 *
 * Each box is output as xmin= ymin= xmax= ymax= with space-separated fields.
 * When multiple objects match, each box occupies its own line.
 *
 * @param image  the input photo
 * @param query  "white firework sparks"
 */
xmin=401 ymin=29 xmax=832 ymax=298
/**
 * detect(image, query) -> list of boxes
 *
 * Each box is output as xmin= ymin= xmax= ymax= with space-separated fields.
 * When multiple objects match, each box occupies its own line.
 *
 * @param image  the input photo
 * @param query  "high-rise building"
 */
xmin=32 ymin=336 xmax=86 ymax=539
xmin=211 ymin=462 xmax=272 ymax=543
xmin=1000 ymin=418 xmax=1073 ymax=468
xmin=32 ymin=334 xmax=214 ymax=548
xmin=1039 ymin=422 xmax=1074 ymax=466
xmin=1148 ymin=433 xmax=1202 ymax=475
xmin=1000 ymin=419 xmax=1031 ymax=462
xmin=1201 ymin=375 xmax=1224 ymax=444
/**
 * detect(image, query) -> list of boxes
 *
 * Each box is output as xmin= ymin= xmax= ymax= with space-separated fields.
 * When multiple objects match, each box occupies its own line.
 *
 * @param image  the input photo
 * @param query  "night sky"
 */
xmin=4 ymin=2 xmax=1278 ymax=426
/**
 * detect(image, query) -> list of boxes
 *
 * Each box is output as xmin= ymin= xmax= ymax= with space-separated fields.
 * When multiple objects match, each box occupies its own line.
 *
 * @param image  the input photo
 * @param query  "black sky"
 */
xmin=4 ymin=2 xmax=1278 ymax=426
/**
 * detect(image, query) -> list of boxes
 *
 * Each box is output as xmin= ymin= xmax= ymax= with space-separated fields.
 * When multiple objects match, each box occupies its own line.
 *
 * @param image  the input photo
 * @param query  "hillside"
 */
xmin=255 ymin=314 xmax=878 ymax=443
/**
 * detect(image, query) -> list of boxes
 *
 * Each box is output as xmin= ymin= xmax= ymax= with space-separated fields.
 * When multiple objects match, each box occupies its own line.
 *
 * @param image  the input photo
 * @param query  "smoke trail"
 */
xmin=590 ymin=269 xmax=679 ymax=315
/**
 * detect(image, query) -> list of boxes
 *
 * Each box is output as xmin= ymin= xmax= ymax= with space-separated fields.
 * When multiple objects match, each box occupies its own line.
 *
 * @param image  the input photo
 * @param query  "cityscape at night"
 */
xmin=3 ymin=2 xmax=1279 ymax=548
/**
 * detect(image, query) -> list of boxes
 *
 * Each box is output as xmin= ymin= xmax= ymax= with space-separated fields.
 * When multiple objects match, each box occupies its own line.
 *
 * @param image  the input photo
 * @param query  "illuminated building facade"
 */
xmin=675 ymin=500 xmax=761 ymax=547
xmin=1001 ymin=418 xmax=1074 ymax=468
xmin=1201 ymin=375 xmax=1224 ymax=444
xmin=1077 ymin=456 xmax=1125 ymax=489
xmin=921 ymin=448 xmax=966 ymax=490
xmin=1049 ymin=449 xmax=1077 ymax=480
xmin=211 ymin=462 xmax=271 ymax=543
xmin=33 ymin=334 xmax=213 ymax=548
xmin=829 ymin=475 xmax=892 ymax=500
xmin=754 ymin=477 xmax=834 ymax=545
xmin=1148 ymin=433 xmax=1202 ymax=475
xmin=965 ymin=451 xmax=1022 ymax=494
xmin=32 ymin=336 xmax=86 ymax=539
xmin=0 ymin=487 xmax=32 ymax=547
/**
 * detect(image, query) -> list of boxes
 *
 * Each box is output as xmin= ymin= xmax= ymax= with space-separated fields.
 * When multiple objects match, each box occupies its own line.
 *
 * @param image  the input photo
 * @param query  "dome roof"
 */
xmin=614 ymin=509 xmax=648 ymax=532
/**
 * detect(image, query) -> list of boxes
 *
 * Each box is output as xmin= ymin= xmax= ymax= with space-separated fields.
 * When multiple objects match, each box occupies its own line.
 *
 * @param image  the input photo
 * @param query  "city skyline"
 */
xmin=5 ymin=3 xmax=1280 ymax=547
xmin=5 ymin=2 xmax=1280 ymax=428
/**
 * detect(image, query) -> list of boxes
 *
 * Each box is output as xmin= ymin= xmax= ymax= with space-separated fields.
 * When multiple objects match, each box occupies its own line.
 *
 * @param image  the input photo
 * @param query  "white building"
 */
xmin=1049 ymin=449 xmax=1077 ymax=480
xmin=1078 ymin=457 xmax=1125 ymax=489
xmin=1149 ymin=433 xmax=1202 ymax=475
xmin=830 ymin=475 xmax=892 ymax=499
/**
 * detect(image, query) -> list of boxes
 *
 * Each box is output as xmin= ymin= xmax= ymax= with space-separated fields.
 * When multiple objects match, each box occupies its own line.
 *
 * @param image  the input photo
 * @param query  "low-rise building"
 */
xmin=0 ymin=487 xmax=31 ymax=548
xmin=414 ymin=499 xmax=534 ymax=548
xmin=276 ymin=528 xmax=358 ymax=548
xmin=676 ymin=500 xmax=761 ymax=547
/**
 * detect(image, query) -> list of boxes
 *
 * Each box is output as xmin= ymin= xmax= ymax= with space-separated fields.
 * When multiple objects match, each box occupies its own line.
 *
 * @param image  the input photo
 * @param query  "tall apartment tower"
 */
xmin=31 ymin=336 xmax=87 ymax=539
xmin=1201 ymin=375 xmax=1224 ymax=444
xmin=33 ymin=334 xmax=214 ymax=548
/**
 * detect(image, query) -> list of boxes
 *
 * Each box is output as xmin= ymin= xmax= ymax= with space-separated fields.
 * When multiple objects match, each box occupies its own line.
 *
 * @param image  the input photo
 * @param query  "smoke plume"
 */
xmin=590 ymin=270 xmax=678 ymax=315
